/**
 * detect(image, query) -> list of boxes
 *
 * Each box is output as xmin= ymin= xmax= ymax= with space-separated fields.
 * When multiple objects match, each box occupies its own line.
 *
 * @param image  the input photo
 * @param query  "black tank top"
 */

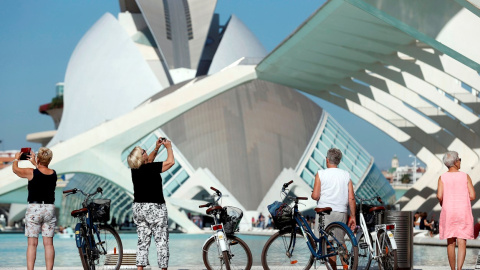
xmin=27 ymin=169 xmax=57 ymax=203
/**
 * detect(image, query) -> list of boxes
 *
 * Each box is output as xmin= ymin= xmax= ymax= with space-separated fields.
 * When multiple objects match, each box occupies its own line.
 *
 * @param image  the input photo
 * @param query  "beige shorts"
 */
xmin=25 ymin=204 xmax=56 ymax=238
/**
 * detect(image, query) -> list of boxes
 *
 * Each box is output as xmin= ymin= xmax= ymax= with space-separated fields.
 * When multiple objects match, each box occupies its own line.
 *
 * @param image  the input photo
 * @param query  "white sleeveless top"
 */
xmin=316 ymin=168 xmax=350 ymax=213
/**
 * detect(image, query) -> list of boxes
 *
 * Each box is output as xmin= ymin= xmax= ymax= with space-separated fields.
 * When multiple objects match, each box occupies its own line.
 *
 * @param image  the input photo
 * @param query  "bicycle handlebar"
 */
xmin=356 ymin=195 xmax=382 ymax=202
xmin=197 ymin=187 xmax=223 ymax=209
xmin=283 ymin=180 xmax=293 ymax=188
xmin=64 ymin=187 xmax=103 ymax=207
xmin=281 ymin=180 xmax=294 ymax=193
xmin=63 ymin=188 xmax=77 ymax=194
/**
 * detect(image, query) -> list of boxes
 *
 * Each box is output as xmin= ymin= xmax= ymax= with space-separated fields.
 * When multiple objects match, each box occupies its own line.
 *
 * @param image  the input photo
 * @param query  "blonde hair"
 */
xmin=37 ymin=147 xmax=53 ymax=166
xmin=127 ymin=146 xmax=145 ymax=169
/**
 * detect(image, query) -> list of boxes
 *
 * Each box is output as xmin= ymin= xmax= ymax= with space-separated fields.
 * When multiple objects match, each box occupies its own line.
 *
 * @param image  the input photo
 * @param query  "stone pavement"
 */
xmin=0 ymin=267 xmax=475 ymax=270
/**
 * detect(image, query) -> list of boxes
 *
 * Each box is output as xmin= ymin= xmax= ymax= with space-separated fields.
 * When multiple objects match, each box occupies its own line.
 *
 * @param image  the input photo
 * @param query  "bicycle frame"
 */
xmin=68 ymin=187 xmax=109 ymax=260
xmin=289 ymin=201 xmax=358 ymax=260
xmin=357 ymin=199 xmax=397 ymax=260
xmin=200 ymin=188 xmax=230 ymax=254
xmin=74 ymin=210 xmax=106 ymax=256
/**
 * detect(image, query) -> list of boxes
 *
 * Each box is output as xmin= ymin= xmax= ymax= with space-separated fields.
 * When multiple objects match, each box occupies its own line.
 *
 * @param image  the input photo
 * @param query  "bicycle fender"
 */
xmin=202 ymin=235 xmax=216 ymax=250
xmin=355 ymin=230 xmax=364 ymax=243
xmin=385 ymin=230 xmax=397 ymax=250
xmin=329 ymin=222 xmax=358 ymax=246
xmin=74 ymin=223 xmax=83 ymax=248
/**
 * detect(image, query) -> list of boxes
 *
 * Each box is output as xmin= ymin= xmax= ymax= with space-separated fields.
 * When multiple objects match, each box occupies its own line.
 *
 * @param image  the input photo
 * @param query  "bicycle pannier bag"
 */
xmin=89 ymin=199 xmax=111 ymax=223
xmin=220 ymin=206 xmax=243 ymax=235
xmin=268 ymin=201 xmax=293 ymax=230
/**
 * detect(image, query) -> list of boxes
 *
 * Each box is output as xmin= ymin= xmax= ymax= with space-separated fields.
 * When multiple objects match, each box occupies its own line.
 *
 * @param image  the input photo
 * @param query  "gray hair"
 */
xmin=327 ymin=148 xmax=342 ymax=166
xmin=443 ymin=151 xmax=459 ymax=168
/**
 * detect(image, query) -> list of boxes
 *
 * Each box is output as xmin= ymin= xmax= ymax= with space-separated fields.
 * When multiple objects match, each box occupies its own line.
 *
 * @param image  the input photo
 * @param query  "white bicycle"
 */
xmin=199 ymin=187 xmax=252 ymax=270
xmin=355 ymin=196 xmax=397 ymax=270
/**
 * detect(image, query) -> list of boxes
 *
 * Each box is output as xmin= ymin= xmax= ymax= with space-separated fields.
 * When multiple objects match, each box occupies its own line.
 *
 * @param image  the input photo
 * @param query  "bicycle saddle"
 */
xmin=206 ymin=206 xmax=223 ymax=215
xmin=314 ymin=207 xmax=332 ymax=215
xmin=71 ymin=208 xmax=88 ymax=217
xmin=368 ymin=206 xmax=385 ymax=213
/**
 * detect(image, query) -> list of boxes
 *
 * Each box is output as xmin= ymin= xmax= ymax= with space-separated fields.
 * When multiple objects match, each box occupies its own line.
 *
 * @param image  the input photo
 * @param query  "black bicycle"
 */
xmin=261 ymin=180 xmax=358 ymax=270
xmin=64 ymin=187 xmax=123 ymax=270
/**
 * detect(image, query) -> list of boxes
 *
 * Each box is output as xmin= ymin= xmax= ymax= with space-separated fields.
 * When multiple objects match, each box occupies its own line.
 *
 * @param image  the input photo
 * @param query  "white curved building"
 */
xmin=255 ymin=0 xmax=480 ymax=217
xmin=0 ymin=0 xmax=405 ymax=231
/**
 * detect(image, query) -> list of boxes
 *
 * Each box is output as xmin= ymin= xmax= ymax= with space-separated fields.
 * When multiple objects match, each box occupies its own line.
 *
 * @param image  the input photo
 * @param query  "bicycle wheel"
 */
xmin=203 ymin=235 xmax=253 ymax=270
xmin=377 ymin=231 xmax=397 ymax=270
xmin=92 ymin=225 xmax=123 ymax=270
xmin=261 ymin=229 xmax=314 ymax=270
xmin=77 ymin=227 xmax=90 ymax=270
xmin=356 ymin=231 xmax=372 ymax=270
xmin=322 ymin=223 xmax=358 ymax=270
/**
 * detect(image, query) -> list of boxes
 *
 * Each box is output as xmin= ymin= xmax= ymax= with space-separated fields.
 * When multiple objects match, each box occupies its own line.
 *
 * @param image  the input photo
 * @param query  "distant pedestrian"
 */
xmin=128 ymin=137 xmax=175 ymax=270
xmin=258 ymin=213 xmax=265 ymax=228
xmin=437 ymin=151 xmax=475 ymax=270
xmin=12 ymin=147 xmax=56 ymax=270
xmin=414 ymin=212 xmax=421 ymax=229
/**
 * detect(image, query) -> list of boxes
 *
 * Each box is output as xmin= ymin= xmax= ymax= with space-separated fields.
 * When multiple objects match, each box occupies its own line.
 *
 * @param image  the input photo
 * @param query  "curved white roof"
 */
xmin=49 ymin=13 xmax=164 ymax=146
xmin=208 ymin=15 xmax=267 ymax=75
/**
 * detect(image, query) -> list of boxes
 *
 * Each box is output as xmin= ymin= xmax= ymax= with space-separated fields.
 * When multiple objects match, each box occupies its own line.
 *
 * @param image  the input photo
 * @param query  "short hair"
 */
xmin=443 ymin=151 xmax=459 ymax=168
xmin=37 ymin=147 xmax=53 ymax=166
xmin=127 ymin=146 xmax=145 ymax=169
xmin=327 ymin=148 xmax=342 ymax=165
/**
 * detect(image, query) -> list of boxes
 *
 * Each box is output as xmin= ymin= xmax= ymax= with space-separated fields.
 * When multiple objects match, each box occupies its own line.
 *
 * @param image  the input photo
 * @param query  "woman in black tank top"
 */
xmin=127 ymin=137 xmax=175 ymax=270
xmin=12 ymin=147 xmax=57 ymax=270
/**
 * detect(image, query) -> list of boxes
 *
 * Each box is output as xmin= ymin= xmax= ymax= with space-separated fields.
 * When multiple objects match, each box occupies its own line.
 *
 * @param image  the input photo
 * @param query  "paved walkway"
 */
xmin=0 ymin=267 xmax=475 ymax=270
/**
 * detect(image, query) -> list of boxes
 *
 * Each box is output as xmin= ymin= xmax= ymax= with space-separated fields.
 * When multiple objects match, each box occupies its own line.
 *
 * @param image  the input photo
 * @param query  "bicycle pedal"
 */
xmin=359 ymin=243 xmax=368 ymax=249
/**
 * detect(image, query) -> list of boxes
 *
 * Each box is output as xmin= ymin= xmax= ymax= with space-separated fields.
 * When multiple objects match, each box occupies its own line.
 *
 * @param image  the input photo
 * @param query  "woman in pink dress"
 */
xmin=437 ymin=151 xmax=475 ymax=270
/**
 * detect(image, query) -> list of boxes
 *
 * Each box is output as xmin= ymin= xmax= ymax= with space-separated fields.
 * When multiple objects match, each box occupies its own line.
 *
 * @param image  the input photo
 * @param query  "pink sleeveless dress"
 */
xmin=439 ymin=172 xmax=474 ymax=240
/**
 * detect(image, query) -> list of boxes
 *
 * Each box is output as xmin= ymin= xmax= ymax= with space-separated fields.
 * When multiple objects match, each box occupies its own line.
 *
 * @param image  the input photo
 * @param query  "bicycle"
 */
xmin=199 ymin=187 xmax=253 ymax=270
xmin=355 ymin=195 xmax=397 ymax=270
xmin=261 ymin=180 xmax=358 ymax=270
xmin=64 ymin=187 xmax=124 ymax=270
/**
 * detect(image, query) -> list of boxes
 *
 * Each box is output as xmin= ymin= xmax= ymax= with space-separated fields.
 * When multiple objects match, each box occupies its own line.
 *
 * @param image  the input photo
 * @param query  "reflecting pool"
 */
xmin=0 ymin=233 xmax=478 ymax=267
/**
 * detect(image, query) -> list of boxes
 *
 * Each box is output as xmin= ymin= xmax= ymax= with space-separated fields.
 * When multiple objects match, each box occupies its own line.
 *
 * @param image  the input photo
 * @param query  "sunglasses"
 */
xmin=142 ymin=149 xmax=146 ymax=155
xmin=458 ymin=158 xmax=461 ymax=162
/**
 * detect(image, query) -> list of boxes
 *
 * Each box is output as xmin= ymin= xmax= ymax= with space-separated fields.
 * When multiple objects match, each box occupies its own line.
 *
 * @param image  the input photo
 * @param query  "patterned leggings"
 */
xmin=133 ymin=203 xmax=169 ymax=268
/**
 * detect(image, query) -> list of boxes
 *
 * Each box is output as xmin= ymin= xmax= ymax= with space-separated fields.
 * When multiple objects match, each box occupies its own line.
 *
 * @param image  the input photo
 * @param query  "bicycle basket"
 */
xmin=268 ymin=201 xmax=293 ymax=231
xmin=220 ymin=206 xmax=243 ymax=235
xmin=89 ymin=199 xmax=111 ymax=223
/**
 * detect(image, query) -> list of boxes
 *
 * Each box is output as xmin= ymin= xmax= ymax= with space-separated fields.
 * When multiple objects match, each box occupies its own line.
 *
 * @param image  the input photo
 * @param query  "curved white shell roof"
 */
xmin=49 ymin=13 xmax=164 ymax=146
xmin=208 ymin=15 xmax=267 ymax=75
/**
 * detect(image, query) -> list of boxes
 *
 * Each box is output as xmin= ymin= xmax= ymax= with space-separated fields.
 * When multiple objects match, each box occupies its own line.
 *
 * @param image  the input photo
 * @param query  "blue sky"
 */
xmin=0 ymin=0 xmax=417 ymax=170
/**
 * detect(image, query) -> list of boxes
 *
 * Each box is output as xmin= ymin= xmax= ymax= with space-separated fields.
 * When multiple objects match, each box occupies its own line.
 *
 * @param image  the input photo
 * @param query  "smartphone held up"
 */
xmin=20 ymin=148 xmax=31 ymax=160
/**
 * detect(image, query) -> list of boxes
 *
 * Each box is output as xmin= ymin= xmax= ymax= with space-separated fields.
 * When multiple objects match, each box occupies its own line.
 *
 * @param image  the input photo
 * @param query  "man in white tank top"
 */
xmin=311 ymin=148 xmax=356 ymax=269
